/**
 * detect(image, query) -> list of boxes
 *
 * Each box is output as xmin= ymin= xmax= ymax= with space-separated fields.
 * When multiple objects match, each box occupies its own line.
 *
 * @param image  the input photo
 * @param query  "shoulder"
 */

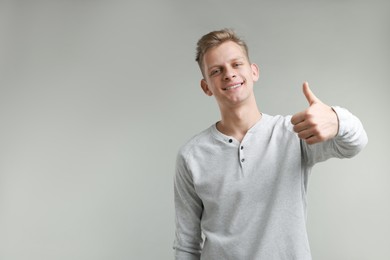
xmin=261 ymin=113 xmax=295 ymax=134
xmin=177 ymin=126 xmax=214 ymax=160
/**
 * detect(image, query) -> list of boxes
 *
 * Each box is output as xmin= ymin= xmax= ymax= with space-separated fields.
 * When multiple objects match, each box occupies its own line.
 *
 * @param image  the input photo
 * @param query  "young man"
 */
xmin=173 ymin=29 xmax=367 ymax=260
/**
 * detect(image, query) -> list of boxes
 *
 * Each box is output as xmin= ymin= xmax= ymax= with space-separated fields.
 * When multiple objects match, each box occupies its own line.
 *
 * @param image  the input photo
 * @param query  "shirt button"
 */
xmin=241 ymin=158 xmax=245 ymax=163
xmin=229 ymin=139 xmax=233 ymax=143
xmin=240 ymin=146 xmax=244 ymax=150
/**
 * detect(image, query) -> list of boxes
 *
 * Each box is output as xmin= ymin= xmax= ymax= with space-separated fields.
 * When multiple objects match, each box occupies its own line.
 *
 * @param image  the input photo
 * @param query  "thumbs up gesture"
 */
xmin=291 ymin=82 xmax=339 ymax=145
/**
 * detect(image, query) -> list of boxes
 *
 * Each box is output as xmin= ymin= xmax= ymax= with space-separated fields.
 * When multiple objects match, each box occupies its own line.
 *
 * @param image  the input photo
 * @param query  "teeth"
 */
xmin=224 ymin=83 xmax=242 ymax=90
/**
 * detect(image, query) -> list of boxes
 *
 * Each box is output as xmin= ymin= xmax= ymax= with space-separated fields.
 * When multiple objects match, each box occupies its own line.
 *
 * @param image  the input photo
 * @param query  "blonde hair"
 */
xmin=195 ymin=28 xmax=250 ymax=76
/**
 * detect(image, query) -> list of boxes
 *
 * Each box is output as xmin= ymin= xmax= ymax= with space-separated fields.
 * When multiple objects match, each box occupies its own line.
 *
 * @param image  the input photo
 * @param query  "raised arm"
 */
xmin=291 ymin=82 xmax=339 ymax=145
xmin=291 ymin=82 xmax=368 ymax=164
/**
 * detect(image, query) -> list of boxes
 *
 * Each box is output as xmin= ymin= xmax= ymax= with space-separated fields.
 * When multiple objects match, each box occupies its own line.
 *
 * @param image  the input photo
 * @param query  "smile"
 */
xmin=223 ymin=82 xmax=243 ymax=91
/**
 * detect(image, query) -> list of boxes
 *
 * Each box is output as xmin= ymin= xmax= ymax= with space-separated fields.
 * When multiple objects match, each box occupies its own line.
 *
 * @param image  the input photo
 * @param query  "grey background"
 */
xmin=0 ymin=1 xmax=389 ymax=259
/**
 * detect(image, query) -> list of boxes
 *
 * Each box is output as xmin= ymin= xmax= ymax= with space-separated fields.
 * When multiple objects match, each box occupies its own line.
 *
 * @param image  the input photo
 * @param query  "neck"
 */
xmin=217 ymin=101 xmax=262 ymax=142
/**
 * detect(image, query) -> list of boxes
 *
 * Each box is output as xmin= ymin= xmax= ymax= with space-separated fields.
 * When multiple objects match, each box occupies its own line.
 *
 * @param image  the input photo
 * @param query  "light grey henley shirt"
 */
xmin=173 ymin=106 xmax=367 ymax=260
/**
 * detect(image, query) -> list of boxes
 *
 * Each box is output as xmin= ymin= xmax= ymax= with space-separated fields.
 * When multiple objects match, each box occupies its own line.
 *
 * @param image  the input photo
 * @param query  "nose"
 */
xmin=223 ymin=67 xmax=236 ymax=81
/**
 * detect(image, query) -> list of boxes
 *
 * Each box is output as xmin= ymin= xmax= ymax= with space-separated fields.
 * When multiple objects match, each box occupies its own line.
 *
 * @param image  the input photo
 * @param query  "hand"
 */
xmin=291 ymin=82 xmax=339 ymax=145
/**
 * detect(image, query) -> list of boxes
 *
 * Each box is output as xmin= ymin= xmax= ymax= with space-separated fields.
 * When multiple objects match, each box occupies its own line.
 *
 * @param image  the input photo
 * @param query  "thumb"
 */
xmin=302 ymin=81 xmax=319 ymax=105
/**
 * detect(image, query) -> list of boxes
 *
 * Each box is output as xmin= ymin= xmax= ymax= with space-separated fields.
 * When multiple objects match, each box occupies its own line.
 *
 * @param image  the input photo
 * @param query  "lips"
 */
xmin=223 ymin=81 xmax=244 ymax=91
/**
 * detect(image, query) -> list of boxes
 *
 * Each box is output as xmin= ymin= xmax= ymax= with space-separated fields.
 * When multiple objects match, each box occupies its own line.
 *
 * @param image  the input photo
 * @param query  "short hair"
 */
xmin=195 ymin=28 xmax=250 ymax=76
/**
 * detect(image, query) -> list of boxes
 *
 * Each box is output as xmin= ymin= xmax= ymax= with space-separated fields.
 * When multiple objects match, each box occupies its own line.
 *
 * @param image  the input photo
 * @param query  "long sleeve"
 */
xmin=303 ymin=106 xmax=368 ymax=166
xmin=173 ymin=150 xmax=203 ymax=260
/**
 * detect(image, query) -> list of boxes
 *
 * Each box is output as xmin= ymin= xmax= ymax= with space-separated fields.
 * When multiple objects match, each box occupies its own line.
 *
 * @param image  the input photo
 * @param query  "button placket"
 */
xmin=239 ymin=143 xmax=245 ymax=165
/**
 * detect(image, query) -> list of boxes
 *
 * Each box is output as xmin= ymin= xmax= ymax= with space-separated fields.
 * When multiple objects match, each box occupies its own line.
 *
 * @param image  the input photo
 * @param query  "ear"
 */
xmin=251 ymin=63 xmax=260 ymax=82
xmin=201 ymin=79 xmax=213 ymax=96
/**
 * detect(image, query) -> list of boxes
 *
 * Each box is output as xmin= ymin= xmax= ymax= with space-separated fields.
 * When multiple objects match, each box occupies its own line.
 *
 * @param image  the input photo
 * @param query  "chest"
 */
xmin=189 ymin=132 xmax=302 ymax=205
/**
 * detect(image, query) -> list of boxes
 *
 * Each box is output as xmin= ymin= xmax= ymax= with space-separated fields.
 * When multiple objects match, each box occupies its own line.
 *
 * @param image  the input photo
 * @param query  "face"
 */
xmin=200 ymin=41 xmax=259 ymax=108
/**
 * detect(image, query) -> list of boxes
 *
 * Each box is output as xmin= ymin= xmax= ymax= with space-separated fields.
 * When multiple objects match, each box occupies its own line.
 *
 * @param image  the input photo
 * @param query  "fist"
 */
xmin=291 ymin=82 xmax=339 ymax=145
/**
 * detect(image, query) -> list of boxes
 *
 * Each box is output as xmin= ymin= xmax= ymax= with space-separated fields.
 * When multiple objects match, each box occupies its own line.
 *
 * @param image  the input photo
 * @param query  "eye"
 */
xmin=233 ymin=62 xmax=243 ymax=67
xmin=210 ymin=69 xmax=221 ymax=76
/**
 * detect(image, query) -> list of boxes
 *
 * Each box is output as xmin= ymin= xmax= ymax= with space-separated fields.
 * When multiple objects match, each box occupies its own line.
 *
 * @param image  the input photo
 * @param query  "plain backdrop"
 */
xmin=0 ymin=1 xmax=389 ymax=259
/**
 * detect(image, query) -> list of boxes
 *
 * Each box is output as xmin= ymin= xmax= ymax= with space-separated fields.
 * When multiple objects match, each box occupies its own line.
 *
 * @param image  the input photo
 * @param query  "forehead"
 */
xmin=203 ymin=41 xmax=247 ymax=68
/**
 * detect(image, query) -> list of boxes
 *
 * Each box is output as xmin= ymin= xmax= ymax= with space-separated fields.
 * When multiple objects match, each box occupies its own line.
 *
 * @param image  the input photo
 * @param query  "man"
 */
xmin=173 ymin=29 xmax=367 ymax=259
